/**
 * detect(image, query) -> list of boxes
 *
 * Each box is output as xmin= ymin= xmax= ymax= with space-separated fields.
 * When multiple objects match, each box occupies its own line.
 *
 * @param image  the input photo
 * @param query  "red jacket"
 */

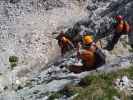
xmin=116 ymin=20 xmax=130 ymax=33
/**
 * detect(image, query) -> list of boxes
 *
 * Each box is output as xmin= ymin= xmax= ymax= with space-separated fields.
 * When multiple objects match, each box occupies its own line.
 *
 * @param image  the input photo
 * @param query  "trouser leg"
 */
xmin=61 ymin=48 xmax=65 ymax=56
xmin=106 ymin=33 xmax=121 ymax=50
xmin=128 ymin=32 xmax=133 ymax=49
xmin=130 ymin=45 xmax=133 ymax=49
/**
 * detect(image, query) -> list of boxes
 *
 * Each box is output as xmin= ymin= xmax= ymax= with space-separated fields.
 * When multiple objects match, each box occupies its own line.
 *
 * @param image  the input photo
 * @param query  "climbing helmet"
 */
xmin=82 ymin=35 xmax=93 ymax=45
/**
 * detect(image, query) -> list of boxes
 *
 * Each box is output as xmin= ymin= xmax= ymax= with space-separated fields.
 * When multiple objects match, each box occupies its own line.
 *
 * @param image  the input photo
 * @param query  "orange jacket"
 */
xmin=79 ymin=43 xmax=96 ymax=66
xmin=59 ymin=37 xmax=73 ymax=48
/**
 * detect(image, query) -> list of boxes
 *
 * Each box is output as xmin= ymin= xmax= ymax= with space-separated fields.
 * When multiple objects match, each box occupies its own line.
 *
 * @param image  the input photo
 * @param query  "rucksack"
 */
xmin=94 ymin=48 xmax=106 ymax=67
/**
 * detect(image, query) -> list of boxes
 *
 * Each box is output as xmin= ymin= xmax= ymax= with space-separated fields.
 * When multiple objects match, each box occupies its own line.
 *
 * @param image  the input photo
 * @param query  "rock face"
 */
xmin=0 ymin=0 xmax=133 ymax=99
xmin=0 ymin=0 xmax=88 ymax=78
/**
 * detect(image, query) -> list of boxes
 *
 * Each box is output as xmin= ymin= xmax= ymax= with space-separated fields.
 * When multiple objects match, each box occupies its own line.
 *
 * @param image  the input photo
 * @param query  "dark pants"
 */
xmin=128 ymin=32 xmax=133 ymax=49
xmin=131 ymin=45 xmax=133 ymax=49
xmin=106 ymin=32 xmax=122 ymax=50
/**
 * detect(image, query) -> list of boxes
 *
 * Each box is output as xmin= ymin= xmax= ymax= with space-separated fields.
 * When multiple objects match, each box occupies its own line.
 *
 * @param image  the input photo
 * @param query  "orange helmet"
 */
xmin=82 ymin=35 xmax=93 ymax=45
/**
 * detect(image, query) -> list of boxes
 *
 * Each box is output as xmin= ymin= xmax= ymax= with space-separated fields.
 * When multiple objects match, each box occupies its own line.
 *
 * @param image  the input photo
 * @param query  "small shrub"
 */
xmin=128 ymin=48 xmax=133 ymax=52
xmin=70 ymin=66 xmax=133 ymax=100
xmin=48 ymin=85 xmax=75 ymax=100
xmin=48 ymin=92 xmax=63 ymax=100
xmin=9 ymin=56 xmax=18 ymax=69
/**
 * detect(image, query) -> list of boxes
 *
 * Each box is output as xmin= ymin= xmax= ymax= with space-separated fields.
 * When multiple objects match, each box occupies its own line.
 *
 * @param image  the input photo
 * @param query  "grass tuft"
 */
xmin=69 ymin=66 xmax=133 ymax=100
xmin=9 ymin=56 xmax=18 ymax=69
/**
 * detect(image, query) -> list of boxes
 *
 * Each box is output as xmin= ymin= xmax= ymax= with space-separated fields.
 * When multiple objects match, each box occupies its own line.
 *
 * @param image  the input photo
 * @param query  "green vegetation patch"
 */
xmin=47 ymin=67 xmax=133 ymax=100
xmin=69 ymin=66 xmax=133 ymax=100
xmin=9 ymin=56 xmax=18 ymax=69
xmin=48 ymin=85 xmax=75 ymax=100
xmin=128 ymin=48 xmax=133 ymax=52
xmin=49 ymin=92 xmax=64 ymax=100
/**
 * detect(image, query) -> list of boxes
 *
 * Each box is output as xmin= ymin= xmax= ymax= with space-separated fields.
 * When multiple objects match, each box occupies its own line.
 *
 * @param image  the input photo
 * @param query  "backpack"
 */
xmin=94 ymin=48 xmax=106 ymax=67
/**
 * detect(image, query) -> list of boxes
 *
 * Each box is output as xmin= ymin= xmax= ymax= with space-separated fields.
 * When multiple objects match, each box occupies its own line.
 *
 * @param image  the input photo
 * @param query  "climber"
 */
xmin=75 ymin=34 xmax=105 ymax=71
xmin=105 ymin=15 xmax=132 ymax=50
xmin=56 ymin=31 xmax=74 ymax=56
xmin=56 ymin=29 xmax=96 ymax=56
